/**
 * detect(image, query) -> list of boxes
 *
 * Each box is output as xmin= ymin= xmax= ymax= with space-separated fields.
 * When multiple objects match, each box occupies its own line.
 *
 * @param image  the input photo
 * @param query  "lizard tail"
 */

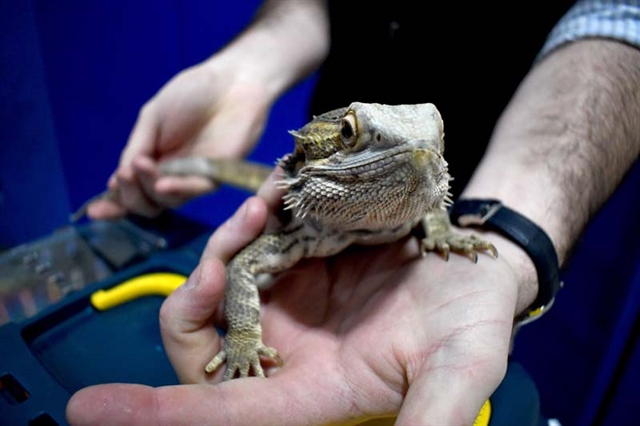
xmin=159 ymin=157 xmax=272 ymax=193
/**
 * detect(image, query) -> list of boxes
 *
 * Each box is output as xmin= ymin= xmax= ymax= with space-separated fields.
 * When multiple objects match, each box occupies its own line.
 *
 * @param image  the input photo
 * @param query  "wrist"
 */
xmin=203 ymin=44 xmax=282 ymax=105
xmin=211 ymin=3 xmax=329 ymax=100
xmin=451 ymin=200 xmax=562 ymax=321
xmin=480 ymin=231 xmax=538 ymax=316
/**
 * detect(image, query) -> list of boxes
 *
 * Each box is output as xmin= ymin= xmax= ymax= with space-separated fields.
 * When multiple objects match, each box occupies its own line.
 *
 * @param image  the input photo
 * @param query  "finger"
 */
xmin=115 ymin=166 xmax=163 ymax=218
xmin=86 ymin=198 xmax=128 ymax=220
xmin=134 ymin=156 xmax=216 ymax=208
xmin=132 ymin=155 xmax=161 ymax=197
xmin=154 ymin=175 xmax=216 ymax=201
xmin=119 ymin=105 xmax=158 ymax=168
xmin=256 ymin=168 xmax=285 ymax=205
xmin=159 ymin=256 xmax=226 ymax=383
xmin=85 ymin=176 xmax=124 ymax=220
xmin=396 ymin=347 xmax=508 ymax=425
xmin=255 ymin=168 xmax=289 ymax=232
xmin=67 ymin=375 xmax=350 ymax=426
xmin=202 ymin=196 xmax=268 ymax=264
xmin=132 ymin=156 xmax=191 ymax=208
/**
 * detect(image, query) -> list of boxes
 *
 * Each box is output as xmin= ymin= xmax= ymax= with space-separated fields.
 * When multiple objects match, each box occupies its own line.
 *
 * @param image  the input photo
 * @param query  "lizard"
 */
xmin=72 ymin=102 xmax=497 ymax=380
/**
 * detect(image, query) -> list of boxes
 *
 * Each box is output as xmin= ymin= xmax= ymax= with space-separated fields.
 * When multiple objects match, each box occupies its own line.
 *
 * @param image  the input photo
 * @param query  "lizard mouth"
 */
xmin=300 ymin=144 xmax=441 ymax=178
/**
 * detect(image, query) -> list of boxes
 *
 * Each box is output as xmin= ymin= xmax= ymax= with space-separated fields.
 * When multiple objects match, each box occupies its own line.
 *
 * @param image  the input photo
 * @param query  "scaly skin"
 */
xmin=203 ymin=102 xmax=497 ymax=379
xmin=73 ymin=102 xmax=497 ymax=379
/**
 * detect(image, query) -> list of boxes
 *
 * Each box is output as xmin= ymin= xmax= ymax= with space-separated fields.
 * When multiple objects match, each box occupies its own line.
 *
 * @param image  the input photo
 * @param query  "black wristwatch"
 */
xmin=450 ymin=199 xmax=563 ymax=325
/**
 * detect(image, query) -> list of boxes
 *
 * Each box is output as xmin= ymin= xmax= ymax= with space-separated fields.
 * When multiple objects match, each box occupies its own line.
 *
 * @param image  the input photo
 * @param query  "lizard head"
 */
xmin=278 ymin=102 xmax=451 ymax=230
xmin=338 ymin=102 xmax=445 ymax=156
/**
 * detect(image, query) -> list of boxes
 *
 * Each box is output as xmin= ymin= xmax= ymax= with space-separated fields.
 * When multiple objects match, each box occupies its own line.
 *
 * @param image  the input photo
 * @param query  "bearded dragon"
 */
xmin=74 ymin=102 xmax=497 ymax=380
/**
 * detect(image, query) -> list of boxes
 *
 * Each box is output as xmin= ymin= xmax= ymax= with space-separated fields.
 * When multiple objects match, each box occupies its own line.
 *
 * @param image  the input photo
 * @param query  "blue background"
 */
xmin=0 ymin=0 xmax=317 ymax=247
xmin=1 ymin=1 xmax=639 ymax=425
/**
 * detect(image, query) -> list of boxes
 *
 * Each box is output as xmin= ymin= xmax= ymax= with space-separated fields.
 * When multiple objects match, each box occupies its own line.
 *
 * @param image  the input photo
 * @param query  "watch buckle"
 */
xmin=457 ymin=201 xmax=503 ymax=226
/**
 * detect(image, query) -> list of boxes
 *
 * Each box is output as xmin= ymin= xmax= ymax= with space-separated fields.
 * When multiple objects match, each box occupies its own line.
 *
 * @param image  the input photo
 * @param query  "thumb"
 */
xmin=202 ymin=196 xmax=269 ymax=263
xmin=160 ymin=196 xmax=269 ymax=383
xmin=159 ymin=256 xmax=226 ymax=384
xmin=396 ymin=352 xmax=507 ymax=425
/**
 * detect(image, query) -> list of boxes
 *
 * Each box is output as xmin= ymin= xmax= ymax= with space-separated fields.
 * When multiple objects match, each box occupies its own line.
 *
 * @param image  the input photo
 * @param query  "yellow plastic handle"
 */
xmin=91 ymin=272 xmax=187 ymax=311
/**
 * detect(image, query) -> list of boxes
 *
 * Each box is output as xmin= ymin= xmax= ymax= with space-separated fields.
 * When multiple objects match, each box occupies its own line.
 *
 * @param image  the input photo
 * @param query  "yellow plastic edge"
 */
xmin=351 ymin=399 xmax=491 ymax=426
xmin=91 ymin=272 xmax=187 ymax=311
xmin=473 ymin=399 xmax=492 ymax=426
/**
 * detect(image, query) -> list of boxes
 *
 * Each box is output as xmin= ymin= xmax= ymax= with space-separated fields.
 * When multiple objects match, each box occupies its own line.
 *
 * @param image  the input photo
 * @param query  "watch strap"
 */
xmin=449 ymin=199 xmax=562 ymax=324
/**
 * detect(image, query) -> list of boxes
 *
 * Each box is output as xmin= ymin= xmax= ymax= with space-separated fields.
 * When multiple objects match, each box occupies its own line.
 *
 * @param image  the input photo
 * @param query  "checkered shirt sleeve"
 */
xmin=539 ymin=0 xmax=640 ymax=59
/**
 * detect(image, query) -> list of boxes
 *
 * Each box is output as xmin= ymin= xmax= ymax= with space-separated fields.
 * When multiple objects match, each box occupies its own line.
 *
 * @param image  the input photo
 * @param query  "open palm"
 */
xmin=68 ymin=196 xmax=520 ymax=426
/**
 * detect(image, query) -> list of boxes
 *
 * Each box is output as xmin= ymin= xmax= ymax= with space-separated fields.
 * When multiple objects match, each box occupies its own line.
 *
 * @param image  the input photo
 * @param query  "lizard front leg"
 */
xmin=421 ymin=208 xmax=498 ymax=262
xmin=205 ymin=231 xmax=305 ymax=380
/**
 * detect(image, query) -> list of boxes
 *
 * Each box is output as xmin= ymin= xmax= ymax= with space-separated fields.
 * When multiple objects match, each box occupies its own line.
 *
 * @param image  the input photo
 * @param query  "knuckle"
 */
xmin=158 ymin=299 xmax=174 ymax=329
xmin=138 ymin=101 xmax=155 ymax=121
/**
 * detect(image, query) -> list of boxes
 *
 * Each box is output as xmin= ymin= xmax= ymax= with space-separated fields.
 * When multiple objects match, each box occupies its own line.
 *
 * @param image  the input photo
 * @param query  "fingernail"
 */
xmin=182 ymin=267 xmax=201 ymax=290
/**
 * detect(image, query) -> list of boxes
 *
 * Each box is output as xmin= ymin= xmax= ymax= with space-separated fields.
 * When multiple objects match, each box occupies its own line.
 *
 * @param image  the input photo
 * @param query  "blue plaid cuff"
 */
xmin=539 ymin=0 xmax=640 ymax=59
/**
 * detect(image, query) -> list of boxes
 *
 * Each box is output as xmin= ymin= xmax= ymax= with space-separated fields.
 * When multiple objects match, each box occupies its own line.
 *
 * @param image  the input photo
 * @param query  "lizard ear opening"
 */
xmin=340 ymin=113 xmax=357 ymax=148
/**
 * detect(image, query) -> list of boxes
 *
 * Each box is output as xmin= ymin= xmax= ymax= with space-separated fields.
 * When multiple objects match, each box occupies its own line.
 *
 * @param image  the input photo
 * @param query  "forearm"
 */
xmin=462 ymin=40 xmax=640 ymax=311
xmin=211 ymin=0 xmax=330 ymax=101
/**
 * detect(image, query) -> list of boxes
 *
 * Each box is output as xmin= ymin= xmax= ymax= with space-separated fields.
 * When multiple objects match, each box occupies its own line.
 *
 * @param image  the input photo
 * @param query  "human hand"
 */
xmin=68 ymin=179 xmax=531 ymax=425
xmin=87 ymin=56 xmax=273 ymax=220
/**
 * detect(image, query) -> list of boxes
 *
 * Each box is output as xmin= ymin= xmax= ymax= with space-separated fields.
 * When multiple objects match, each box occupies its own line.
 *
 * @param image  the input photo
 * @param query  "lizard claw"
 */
xmin=206 ymin=333 xmax=281 ymax=380
xmin=420 ymin=237 xmax=450 ymax=261
xmin=420 ymin=234 xmax=497 ymax=262
xmin=487 ymin=243 xmax=499 ymax=259
xmin=441 ymin=245 xmax=450 ymax=262
xmin=259 ymin=345 xmax=283 ymax=367
xmin=205 ymin=350 xmax=227 ymax=374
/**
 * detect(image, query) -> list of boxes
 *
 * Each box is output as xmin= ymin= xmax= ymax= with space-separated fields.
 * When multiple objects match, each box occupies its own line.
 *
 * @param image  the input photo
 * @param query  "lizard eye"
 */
xmin=340 ymin=113 xmax=357 ymax=148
